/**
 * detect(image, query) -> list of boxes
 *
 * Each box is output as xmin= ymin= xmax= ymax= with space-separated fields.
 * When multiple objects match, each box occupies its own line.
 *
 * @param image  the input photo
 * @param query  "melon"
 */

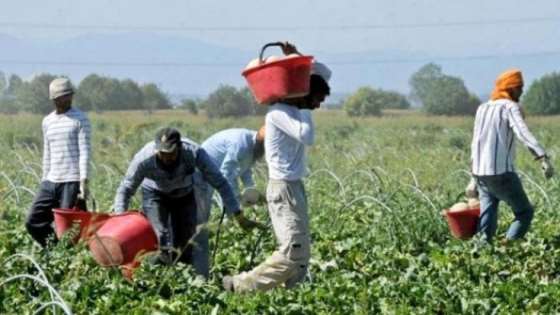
xmin=245 ymin=58 xmax=262 ymax=70
xmin=467 ymin=198 xmax=480 ymax=209
xmin=449 ymin=202 xmax=469 ymax=212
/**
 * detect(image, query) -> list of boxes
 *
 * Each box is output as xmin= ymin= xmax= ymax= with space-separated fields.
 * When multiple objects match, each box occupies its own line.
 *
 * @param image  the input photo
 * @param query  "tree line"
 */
xmin=0 ymin=72 xmax=172 ymax=114
xmin=1 ymin=64 xmax=559 ymax=116
xmin=342 ymin=63 xmax=560 ymax=116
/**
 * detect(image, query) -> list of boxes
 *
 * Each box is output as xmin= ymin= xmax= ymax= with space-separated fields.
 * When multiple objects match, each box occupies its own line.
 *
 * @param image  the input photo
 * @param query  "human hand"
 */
xmin=465 ymin=177 xmax=478 ymax=198
xmin=541 ymin=157 xmax=554 ymax=179
xmin=234 ymin=212 xmax=266 ymax=231
xmin=78 ymin=179 xmax=89 ymax=200
xmin=281 ymin=42 xmax=300 ymax=55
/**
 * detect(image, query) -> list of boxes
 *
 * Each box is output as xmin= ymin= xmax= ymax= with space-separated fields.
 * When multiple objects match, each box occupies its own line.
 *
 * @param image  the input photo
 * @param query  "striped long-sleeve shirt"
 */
xmin=470 ymin=99 xmax=546 ymax=176
xmin=42 ymin=107 xmax=91 ymax=182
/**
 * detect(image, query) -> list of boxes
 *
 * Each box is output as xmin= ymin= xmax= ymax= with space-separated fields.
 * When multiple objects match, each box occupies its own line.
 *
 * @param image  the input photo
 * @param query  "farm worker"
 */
xmin=192 ymin=127 xmax=266 ymax=278
xmin=223 ymin=44 xmax=332 ymax=293
xmin=113 ymin=127 xmax=261 ymax=267
xmin=25 ymin=78 xmax=91 ymax=247
xmin=468 ymin=69 xmax=554 ymax=243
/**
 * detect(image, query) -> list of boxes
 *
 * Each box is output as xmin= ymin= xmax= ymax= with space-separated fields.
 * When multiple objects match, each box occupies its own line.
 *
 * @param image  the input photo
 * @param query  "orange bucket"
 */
xmin=242 ymin=42 xmax=313 ymax=104
xmin=53 ymin=208 xmax=110 ymax=242
xmin=442 ymin=207 xmax=481 ymax=240
xmin=88 ymin=212 xmax=158 ymax=267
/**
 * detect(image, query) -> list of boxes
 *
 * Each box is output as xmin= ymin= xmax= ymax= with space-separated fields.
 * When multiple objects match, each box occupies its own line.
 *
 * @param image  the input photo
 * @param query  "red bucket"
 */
xmin=443 ymin=207 xmax=480 ymax=240
xmin=53 ymin=208 xmax=111 ymax=242
xmin=242 ymin=42 xmax=313 ymax=104
xmin=121 ymin=260 xmax=141 ymax=280
xmin=88 ymin=212 xmax=158 ymax=267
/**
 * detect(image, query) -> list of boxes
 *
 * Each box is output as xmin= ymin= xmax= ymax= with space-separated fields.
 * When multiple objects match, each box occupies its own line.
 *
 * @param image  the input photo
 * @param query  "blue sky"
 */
xmin=0 ymin=1 xmax=559 ymax=96
xmin=2 ymin=0 xmax=559 ymax=54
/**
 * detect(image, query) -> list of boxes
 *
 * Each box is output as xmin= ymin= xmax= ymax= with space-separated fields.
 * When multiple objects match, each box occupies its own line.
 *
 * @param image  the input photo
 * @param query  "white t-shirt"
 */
xmin=265 ymin=103 xmax=314 ymax=181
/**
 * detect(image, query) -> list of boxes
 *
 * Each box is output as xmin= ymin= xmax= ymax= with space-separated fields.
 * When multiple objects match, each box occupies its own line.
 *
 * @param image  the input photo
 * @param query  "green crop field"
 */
xmin=0 ymin=110 xmax=559 ymax=314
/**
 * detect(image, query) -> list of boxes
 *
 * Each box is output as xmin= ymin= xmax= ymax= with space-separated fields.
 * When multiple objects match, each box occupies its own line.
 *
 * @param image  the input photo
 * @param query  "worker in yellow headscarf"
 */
xmin=466 ymin=69 xmax=554 ymax=243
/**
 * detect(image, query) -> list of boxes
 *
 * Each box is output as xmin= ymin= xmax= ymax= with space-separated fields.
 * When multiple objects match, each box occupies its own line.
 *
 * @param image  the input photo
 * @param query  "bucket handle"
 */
xmin=73 ymin=197 xmax=97 ymax=212
xmin=258 ymin=42 xmax=303 ymax=62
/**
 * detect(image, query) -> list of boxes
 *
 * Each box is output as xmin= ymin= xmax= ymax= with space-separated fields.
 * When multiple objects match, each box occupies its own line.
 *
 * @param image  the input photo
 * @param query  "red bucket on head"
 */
xmin=443 ymin=207 xmax=481 ymax=240
xmin=242 ymin=42 xmax=313 ymax=104
xmin=88 ymin=212 xmax=158 ymax=267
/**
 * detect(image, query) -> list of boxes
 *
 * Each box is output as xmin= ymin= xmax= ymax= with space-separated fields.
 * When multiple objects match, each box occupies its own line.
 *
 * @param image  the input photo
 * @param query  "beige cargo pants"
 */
xmin=232 ymin=179 xmax=310 ymax=292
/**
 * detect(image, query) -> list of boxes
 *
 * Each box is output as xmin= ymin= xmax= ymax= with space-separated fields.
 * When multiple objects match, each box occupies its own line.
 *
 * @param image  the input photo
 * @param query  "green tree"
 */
xmin=142 ymin=83 xmax=171 ymax=112
xmin=16 ymin=74 xmax=59 ymax=114
xmin=343 ymin=87 xmax=383 ymax=117
xmin=409 ymin=63 xmax=479 ymax=115
xmin=76 ymin=75 xmax=146 ymax=111
xmin=120 ymin=79 xmax=144 ymax=110
xmin=382 ymin=90 xmax=411 ymax=109
xmin=75 ymin=74 xmax=105 ymax=111
xmin=240 ymin=86 xmax=267 ymax=116
xmin=523 ymin=72 xmax=560 ymax=115
xmin=6 ymin=74 xmax=24 ymax=96
xmin=179 ymin=98 xmax=199 ymax=115
xmin=204 ymin=85 xmax=253 ymax=118
xmin=0 ymin=71 xmax=6 ymax=94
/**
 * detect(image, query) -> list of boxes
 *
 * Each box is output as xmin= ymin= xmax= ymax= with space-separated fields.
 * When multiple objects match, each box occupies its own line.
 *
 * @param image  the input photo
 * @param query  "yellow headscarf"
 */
xmin=490 ymin=69 xmax=524 ymax=101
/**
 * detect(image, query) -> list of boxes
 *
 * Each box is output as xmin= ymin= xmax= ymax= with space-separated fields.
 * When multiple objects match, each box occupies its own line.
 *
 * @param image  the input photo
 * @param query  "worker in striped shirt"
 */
xmin=467 ymin=69 xmax=554 ymax=243
xmin=26 ymin=78 xmax=91 ymax=247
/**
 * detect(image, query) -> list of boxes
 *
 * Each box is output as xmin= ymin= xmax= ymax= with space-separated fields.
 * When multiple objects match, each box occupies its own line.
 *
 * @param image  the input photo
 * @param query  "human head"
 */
xmin=491 ymin=69 xmax=524 ymax=102
xmin=304 ymin=74 xmax=331 ymax=109
xmin=155 ymin=128 xmax=181 ymax=166
xmin=284 ymin=61 xmax=331 ymax=110
xmin=49 ymin=78 xmax=74 ymax=112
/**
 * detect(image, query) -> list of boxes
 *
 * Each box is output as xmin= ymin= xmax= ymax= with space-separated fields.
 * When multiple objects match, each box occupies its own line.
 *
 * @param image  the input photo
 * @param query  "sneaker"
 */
xmin=222 ymin=276 xmax=234 ymax=292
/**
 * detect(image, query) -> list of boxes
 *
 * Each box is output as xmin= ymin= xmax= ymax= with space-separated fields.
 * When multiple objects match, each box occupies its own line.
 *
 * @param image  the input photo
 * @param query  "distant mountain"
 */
xmin=0 ymin=32 xmax=557 ymax=98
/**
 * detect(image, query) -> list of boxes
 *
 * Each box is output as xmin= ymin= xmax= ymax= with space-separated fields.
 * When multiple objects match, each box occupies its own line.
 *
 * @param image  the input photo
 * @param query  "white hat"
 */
xmin=49 ymin=78 xmax=74 ymax=100
xmin=311 ymin=62 xmax=331 ymax=83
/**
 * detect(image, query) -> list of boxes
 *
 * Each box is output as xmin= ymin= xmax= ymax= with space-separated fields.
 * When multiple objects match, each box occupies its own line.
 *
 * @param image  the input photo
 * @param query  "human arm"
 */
xmin=220 ymin=148 xmax=243 ymax=198
xmin=240 ymin=168 xmax=255 ymax=190
xmin=41 ymin=120 xmax=50 ymax=180
xmin=78 ymin=116 xmax=92 ymax=199
xmin=267 ymin=108 xmax=314 ymax=146
xmin=113 ymin=154 xmax=146 ymax=213
xmin=196 ymin=148 xmax=263 ymax=230
xmin=196 ymin=148 xmax=240 ymax=215
xmin=507 ymin=103 xmax=546 ymax=159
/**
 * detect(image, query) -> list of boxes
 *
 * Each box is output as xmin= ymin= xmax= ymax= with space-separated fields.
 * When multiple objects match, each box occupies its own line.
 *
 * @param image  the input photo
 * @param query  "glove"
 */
xmin=77 ymin=179 xmax=89 ymax=200
xmin=541 ymin=157 xmax=554 ymax=179
xmin=234 ymin=212 xmax=265 ymax=231
xmin=465 ymin=177 xmax=478 ymax=198
xmin=240 ymin=187 xmax=265 ymax=207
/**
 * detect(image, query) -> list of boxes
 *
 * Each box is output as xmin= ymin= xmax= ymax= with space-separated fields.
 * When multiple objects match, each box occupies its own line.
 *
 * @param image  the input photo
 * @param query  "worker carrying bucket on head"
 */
xmin=467 ymin=69 xmax=554 ymax=244
xmin=192 ymin=127 xmax=267 ymax=278
xmin=223 ymin=42 xmax=332 ymax=293
xmin=112 ymin=128 xmax=262 ymax=270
